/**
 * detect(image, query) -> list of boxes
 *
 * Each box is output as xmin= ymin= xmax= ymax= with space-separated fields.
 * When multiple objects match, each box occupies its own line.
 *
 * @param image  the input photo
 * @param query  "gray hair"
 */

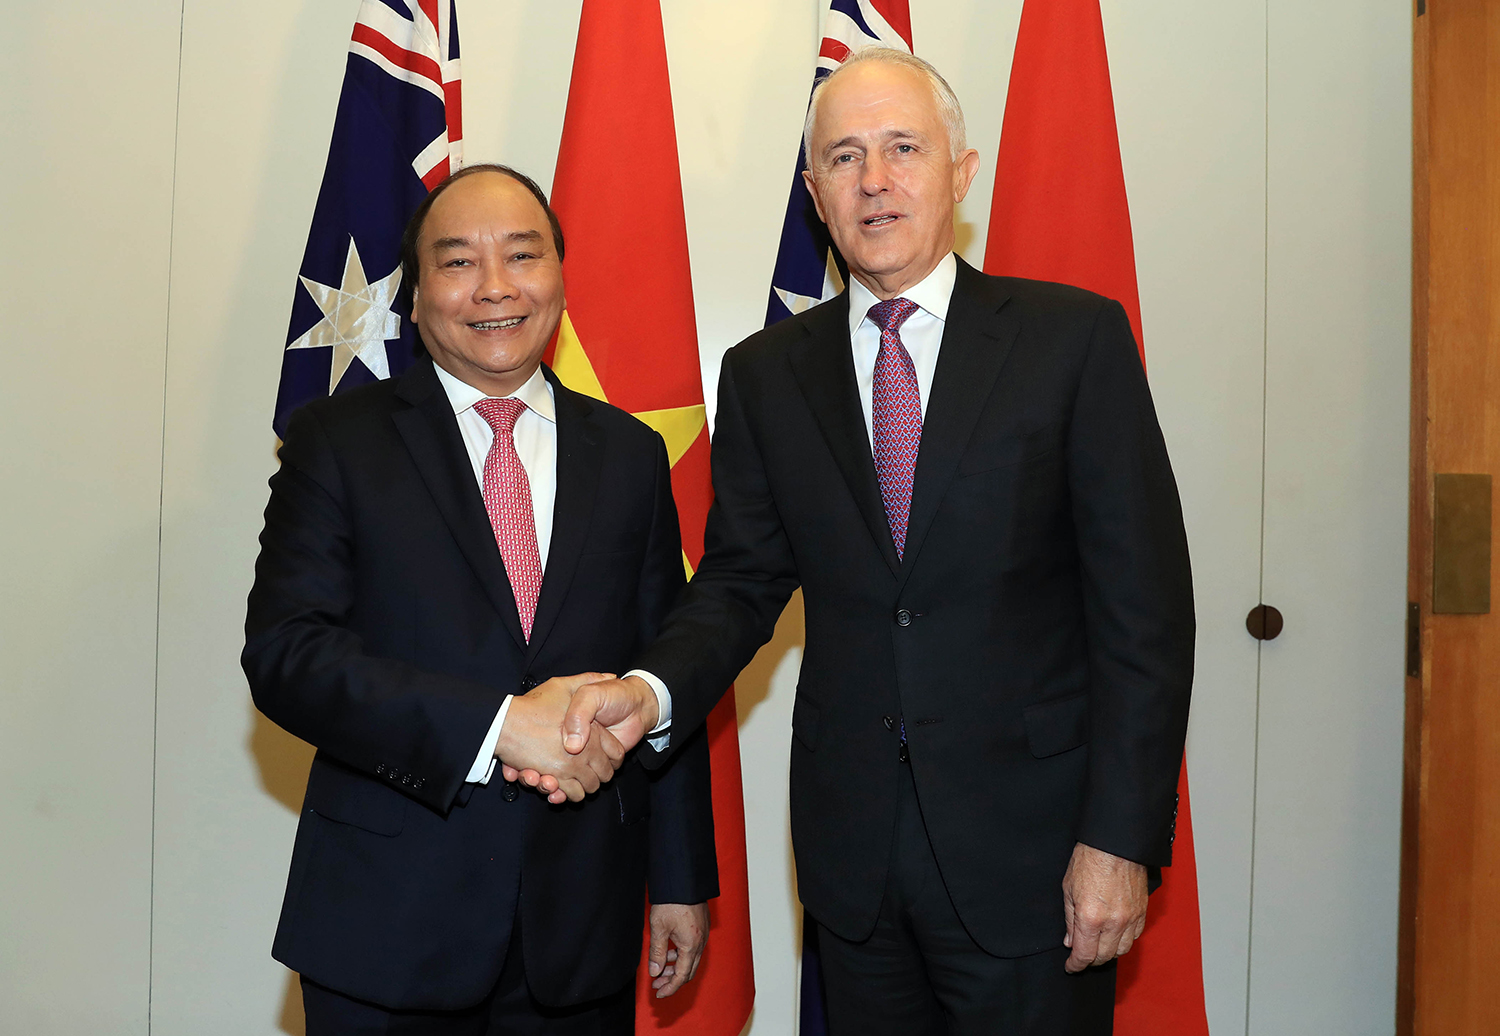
xmin=802 ymin=47 xmax=968 ymax=166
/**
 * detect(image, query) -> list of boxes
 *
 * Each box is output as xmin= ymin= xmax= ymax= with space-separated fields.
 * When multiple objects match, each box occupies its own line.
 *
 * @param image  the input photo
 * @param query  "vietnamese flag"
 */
xmin=984 ymin=2 xmax=1211 ymax=1033
xmin=547 ymin=1 xmax=755 ymax=1033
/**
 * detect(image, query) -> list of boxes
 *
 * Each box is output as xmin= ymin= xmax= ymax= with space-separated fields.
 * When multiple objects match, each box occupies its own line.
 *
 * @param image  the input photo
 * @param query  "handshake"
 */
xmin=492 ymin=672 xmax=661 ymax=804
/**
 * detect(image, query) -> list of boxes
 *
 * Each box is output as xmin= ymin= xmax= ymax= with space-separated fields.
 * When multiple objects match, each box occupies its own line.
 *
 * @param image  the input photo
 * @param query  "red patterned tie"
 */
xmin=474 ymin=397 xmax=543 ymax=640
xmin=868 ymin=297 xmax=922 ymax=559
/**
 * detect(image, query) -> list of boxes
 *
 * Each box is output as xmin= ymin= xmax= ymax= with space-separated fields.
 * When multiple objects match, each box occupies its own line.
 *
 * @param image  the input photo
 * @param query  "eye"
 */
xmin=444 ymin=258 xmax=472 ymax=267
xmin=895 ymin=143 xmax=916 ymax=154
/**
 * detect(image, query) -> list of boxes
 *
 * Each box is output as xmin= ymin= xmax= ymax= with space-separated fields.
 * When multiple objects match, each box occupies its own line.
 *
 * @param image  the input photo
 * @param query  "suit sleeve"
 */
xmin=241 ymin=405 xmax=503 ymax=814
xmin=634 ymin=353 xmax=802 ymax=770
xmin=632 ymin=435 xmax=721 ymax=903
xmin=1067 ymin=300 xmax=1196 ymax=867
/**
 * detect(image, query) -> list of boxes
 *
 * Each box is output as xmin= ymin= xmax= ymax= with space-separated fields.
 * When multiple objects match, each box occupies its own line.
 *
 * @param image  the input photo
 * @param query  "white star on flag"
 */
xmin=287 ymin=237 xmax=404 ymax=392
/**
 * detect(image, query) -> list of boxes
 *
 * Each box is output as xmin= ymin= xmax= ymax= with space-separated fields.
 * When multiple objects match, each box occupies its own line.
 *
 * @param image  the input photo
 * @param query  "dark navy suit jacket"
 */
xmin=634 ymin=260 xmax=1193 ymax=957
xmin=243 ymin=357 xmax=717 ymax=1010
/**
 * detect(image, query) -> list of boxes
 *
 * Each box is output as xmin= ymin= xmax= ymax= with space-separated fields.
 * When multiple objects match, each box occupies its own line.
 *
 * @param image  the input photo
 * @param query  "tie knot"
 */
xmin=867 ymin=297 xmax=919 ymax=334
xmin=474 ymin=396 xmax=528 ymax=434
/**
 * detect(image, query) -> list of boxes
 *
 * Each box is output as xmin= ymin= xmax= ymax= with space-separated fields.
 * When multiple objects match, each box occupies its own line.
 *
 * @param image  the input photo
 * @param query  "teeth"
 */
xmin=471 ymin=318 xmax=524 ymax=330
xmin=865 ymin=215 xmax=897 ymax=226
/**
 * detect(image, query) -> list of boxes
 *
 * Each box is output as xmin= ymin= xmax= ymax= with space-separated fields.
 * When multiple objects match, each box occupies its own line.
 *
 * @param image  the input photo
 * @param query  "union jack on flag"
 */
xmin=764 ymin=0 xmax=912 ymax=327
xmin=273 ymin=0 xmax=463 ymax=438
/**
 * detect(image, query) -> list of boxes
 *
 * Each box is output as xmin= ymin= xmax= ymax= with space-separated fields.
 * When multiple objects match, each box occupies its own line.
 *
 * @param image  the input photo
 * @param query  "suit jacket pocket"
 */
xmin=1022 ymin=692 xmax=1090 ymax=758
xmin=956 ymin=422 xmax=1062 ymax=478
xmin=304 ymin=756 xmax=407 ymax=837
xmin=792 ymin=696 xmax=819 ymax=751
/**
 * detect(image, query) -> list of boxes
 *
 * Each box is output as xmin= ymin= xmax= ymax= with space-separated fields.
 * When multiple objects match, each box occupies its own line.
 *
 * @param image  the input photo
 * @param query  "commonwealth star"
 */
xmin=287 ymin=237 xmax=404 ymax=392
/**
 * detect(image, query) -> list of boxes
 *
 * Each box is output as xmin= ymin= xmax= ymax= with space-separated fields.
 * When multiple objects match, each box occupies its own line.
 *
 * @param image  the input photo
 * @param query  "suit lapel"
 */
xmin=900 ymin=259 xmax=1018 ymax=581
xmin=788 ymin=294 xmax=902 ymax=577
xmin=524 ymin=370 xmax=604 ymax=664
xmin=391 ymin=359 xmax=528 ymax=651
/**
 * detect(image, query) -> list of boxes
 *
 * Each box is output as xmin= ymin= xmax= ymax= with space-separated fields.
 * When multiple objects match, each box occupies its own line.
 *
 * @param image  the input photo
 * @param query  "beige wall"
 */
xmin=0 ymin=2 xmax=1410 ymax=1034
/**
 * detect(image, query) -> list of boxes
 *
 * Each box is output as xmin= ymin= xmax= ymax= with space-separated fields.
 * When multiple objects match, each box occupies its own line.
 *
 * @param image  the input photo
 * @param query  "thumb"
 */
xmin=648 ymin=917 xmax=669 ymax=978
xmin=564 ymin=685 xmax=602 ymax=754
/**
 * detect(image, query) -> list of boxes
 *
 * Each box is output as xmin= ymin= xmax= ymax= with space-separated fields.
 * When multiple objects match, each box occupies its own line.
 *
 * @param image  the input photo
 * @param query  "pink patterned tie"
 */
xmin=868 ymin=297 xmax=922 ymax=559
xmin=474 ymin=397 xmax=543 ymax=640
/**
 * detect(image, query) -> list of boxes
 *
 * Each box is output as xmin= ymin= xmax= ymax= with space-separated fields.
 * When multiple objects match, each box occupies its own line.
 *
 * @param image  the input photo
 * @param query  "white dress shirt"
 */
xmin=635 ymin=254 xmax=960 ymax=741
xmin=433 ymin=363 xmax=672 ymax=783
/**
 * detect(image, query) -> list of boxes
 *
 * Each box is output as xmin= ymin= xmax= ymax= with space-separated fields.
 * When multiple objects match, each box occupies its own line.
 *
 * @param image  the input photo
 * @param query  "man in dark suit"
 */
xmin=243 ymin=164 xmax=717 ymax=1035
xmin=547 ymin=49 xmax=1194 ymax=1034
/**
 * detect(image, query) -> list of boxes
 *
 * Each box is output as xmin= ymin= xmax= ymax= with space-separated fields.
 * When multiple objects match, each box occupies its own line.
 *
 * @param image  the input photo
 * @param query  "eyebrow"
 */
xmin=429 ymin=230 xmax=545 ymax=251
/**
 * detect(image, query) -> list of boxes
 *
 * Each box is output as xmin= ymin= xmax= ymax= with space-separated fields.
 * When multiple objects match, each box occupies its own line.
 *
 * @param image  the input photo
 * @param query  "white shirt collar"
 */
xmin=432 ymin=361 xmax=556 ymax=424
xmin=846 ymin=251 xmax=958 ymax=338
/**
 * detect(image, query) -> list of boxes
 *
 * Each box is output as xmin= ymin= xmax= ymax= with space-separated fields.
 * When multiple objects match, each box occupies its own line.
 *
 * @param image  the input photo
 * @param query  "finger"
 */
xmin=564 ymin=686 xmax=603 ymax=754
xmin=595 ymin=725 xmax=626 ymax=767
xmin=1065 ymin=922 xmax=1100 ymax=974
xmin=559 ymin=778 xmax=586 ymax=803
xmin=1092 ymin=921 xmax=1125 ymax=964
xmin=536 ymin=773 xmax=559 ymax=795
xmin=547 ymin=788 xmax=567 ymax=805
xmin=500 ymin=764 xmax=520 ymax=782
xmin=1116 ymin=927 xmax=1136 ymax=958
xmin=518 ymin=768 xmax=543 ymax=788
xmin=648 ymin=922 xmax=669 ymax=978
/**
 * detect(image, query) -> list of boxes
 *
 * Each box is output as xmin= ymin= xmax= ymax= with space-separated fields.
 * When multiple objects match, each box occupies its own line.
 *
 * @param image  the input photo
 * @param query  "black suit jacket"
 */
xmin=242 ymin=358 xmax=718 ymax=1011
xmin=634 ymin=259 xmax=1193 ymax=957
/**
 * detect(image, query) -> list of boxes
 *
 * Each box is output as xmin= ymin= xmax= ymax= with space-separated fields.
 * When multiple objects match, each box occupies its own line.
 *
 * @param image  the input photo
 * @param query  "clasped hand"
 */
xmin=493 ymin=673 xmax=630 ymax=803
xmin=497 ymin=674 xmax=660 ymax=804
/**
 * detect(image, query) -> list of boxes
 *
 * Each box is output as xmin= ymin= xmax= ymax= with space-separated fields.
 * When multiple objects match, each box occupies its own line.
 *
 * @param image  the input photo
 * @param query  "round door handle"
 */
xmin=1246 ymin=604 xmax=1284 ymax=641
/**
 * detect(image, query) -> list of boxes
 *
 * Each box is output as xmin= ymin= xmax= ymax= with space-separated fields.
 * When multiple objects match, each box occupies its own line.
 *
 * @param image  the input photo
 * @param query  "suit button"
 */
xmin=501 ymin=781 xmax=520 ymax=803
xmin=520 ymin=675 xmax=540 ymax=692
xmin=401 ymin=775 xmax=411 ymax=786
xmin=895 ymin=609 xmax=912 ymax=626
xmin=882 ymin=715 xmax=895 ymax=731
xmin=414 ymin=778 xmax=425 ymax=790
xmin=375 ymin=763 xmax=385 ymax=775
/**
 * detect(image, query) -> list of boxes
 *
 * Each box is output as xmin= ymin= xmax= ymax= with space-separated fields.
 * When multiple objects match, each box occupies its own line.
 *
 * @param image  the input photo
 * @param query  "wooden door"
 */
xmin=1402 ymin=1 xmax=1500 ymax=1033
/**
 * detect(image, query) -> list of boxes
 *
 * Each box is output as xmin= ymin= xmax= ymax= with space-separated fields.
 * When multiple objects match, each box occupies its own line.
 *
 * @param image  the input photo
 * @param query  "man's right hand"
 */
xmin=493 ymin=673 xmax=623 ymax=804
xmin=562 ymin=674 xmax=660 ymax=756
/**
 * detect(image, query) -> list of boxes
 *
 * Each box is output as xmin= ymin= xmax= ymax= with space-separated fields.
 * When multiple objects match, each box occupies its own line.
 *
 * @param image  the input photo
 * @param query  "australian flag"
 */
xmin=273 ymin=0 xmax=462 ymax=438
xmin=767 ymin=4 xmax=913 ymax=1031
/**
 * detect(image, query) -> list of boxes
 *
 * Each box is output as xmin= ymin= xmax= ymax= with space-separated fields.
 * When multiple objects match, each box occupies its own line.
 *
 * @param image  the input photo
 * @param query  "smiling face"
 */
xmin=802 ymin=61 xmax=979 ymax=299
xmin=411 ymin=171 xmax=565 ymax=396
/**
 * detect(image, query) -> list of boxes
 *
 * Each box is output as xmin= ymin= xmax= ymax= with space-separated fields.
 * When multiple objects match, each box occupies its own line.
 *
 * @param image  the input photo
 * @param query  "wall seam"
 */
xmin=149 ymin=1 xmax=190 ymax=1032
xmin=1243 ymin=2 xmax=1272 ymax=1035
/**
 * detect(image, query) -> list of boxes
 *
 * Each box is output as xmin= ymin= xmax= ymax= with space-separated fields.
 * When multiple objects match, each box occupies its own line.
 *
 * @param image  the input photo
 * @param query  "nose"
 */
xmin=860 ymin=150 xmax=890 ymax=196
xmin=475 ymin=262 xmax=517 ymax=304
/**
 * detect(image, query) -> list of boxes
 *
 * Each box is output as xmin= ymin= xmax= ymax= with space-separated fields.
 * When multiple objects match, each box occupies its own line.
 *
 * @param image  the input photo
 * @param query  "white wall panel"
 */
xmin=149 ymin=1 xmax=355 ymax=1032
xmin=1252 ymin=1 xmax=1410 ymax=1033
xmin=0 ymin=3 xmax=183 ymax=1032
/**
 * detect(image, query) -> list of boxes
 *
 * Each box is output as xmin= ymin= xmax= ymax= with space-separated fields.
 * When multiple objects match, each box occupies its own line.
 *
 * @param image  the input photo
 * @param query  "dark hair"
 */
xmin=398 ymin=163 xmax=566 ymax=312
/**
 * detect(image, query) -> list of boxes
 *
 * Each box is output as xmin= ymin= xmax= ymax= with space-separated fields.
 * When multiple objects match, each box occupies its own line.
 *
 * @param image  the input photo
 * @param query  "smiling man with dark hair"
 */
xmin=244 ymin=166 xmax=716 ymax=1035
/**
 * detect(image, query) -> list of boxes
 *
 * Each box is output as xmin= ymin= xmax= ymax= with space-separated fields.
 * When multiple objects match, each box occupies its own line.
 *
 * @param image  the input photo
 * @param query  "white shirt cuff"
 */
xmin=625 ymin=669 xmax=672 ymax=751
xmin=466 ymin=695 xmax=514 ymax=785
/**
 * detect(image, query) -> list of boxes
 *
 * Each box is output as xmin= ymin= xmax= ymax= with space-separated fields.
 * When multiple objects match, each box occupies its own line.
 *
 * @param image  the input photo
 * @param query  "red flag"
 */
xmin=985 ymin=2 xmax=1210 ymax=1032
xmin=547 ymin=1 xmax=754 ymax=1032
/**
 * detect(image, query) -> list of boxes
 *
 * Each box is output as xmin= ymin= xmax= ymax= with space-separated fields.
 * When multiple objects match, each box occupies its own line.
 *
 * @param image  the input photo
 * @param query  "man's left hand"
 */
xmin=1062 ymin=842 xmax=1148 ymax=973
xmin=646 ymin=902 xmax=709 ymax=998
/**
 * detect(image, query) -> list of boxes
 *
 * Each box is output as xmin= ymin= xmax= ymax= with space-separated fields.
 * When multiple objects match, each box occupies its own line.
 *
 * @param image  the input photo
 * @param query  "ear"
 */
xmin=952 ymin=148 xmax=981 ymax=204
xmin=409 ymin=286 xmax=420 ymax=323
xmin=802 ymin=168 xmax=829 ymax=225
